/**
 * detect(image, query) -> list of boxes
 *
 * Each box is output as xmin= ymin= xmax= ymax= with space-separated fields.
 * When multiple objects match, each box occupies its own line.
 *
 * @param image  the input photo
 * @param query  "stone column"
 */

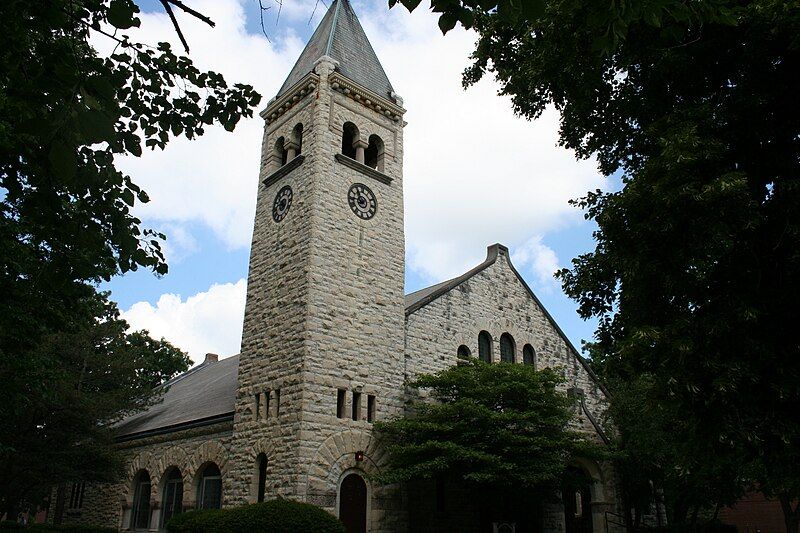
xmin=284 ymin=140 xmax=300 ymax=161
xmin=353 ymin=139 xmax=368 ymax=164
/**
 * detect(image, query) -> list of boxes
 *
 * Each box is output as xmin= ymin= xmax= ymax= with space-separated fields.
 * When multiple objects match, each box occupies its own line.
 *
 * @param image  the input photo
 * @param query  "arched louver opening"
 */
xmin=341 ymin=122 xmax=359 ymax=160
xmin=500 ymin=333 xmax=515 ymax=363
xmin=365 ymin=134 xmax=385 ymax=172
xmin=478 ymin=331 xmax=492 ymax=363
xmin=275 ymin=136 xmax=287 ymax=167
xmin=291 ymin=123 xmax=303 ymax=158
xmin=523 ymin=344 xmax=536 ymax=367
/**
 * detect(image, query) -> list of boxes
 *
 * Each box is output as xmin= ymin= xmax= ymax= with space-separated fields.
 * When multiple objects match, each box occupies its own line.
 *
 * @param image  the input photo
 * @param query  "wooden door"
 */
xmin=339 ymin=473 xmax=367 ymax=533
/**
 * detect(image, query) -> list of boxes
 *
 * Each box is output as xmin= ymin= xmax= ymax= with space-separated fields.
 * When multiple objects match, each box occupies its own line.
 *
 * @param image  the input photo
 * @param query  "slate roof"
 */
xmin=114 ymin=355 xmax=239 ymax=440
xmin=276 ymin=0 xmax=395 ymax=100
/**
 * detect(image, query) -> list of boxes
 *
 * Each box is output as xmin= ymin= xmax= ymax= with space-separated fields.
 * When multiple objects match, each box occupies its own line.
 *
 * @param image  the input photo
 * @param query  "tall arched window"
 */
xmin=478 ymin=331 xmax=492 ymax=363
xmin=500 ymin=333 xmax=516 ymax=363
xmin=457 ymin=345 xmax=471 ymax=360
xmin=255 ymin=453 xmax=268 ymax=503
xmin=365 ymin=134 xmax=385 ymax=171
xmin=523 ymin=344 xmax=536 ymax=367
xmin=197 ymin=463 xmax=222 ymax=510
xmin=131 ymin=470 xmax=151 ymax=530
xmin=161 ymin=468 xmax=183 ymax=527
xmin=341 ymin=122 xmax=359 ymax=159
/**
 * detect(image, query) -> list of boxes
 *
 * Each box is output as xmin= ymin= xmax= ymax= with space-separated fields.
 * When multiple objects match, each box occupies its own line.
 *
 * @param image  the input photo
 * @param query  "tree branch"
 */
xmin=160 ymin=0 xmax=190 ymax=53
xmin=164 ymin=0 xmax=215 ymax=28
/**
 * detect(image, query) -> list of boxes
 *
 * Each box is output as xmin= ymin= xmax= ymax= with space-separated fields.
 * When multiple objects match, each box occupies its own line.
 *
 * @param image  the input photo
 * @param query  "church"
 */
xmin=50 ymin=1 xmax=622 ymax=531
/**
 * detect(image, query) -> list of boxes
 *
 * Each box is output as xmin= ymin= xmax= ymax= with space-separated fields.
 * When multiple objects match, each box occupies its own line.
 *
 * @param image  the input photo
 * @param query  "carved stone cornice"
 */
xmin=261 ymin=73 xmax=320 ymax=125
xmin=334 ymin=154 xmax=392 ymax=185
xmin=329 ymin=72 xmax=405 ymax=122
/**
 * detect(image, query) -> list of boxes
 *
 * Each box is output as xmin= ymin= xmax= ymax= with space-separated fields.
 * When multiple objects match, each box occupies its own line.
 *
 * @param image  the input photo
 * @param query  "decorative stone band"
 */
xmin=329 ymin=72 xmax=405 ymax=122
xmin=261 ymin=73 xmax=320 ymax=125
xmin=263 ymin=155 xmax=305 ymax=188
xmin=334 ymin=154 xmax=391 ymax=185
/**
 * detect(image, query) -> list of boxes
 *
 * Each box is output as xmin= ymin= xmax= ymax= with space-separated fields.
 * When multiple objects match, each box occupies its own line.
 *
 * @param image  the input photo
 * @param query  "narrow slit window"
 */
xmin=254 ymin=393 xmax=260 ymax=421
xmin=337 ymin=389 xmax=346 ymax=419
xmin=264 ymin=390 xmax=271 ymax=418
xmin=367 ymin=395 xmax=376 ymax=422
xmin=274 ymin=389 xmax=281 ymax=417
xmin=352 ymin=391 xmax=361 ymax=421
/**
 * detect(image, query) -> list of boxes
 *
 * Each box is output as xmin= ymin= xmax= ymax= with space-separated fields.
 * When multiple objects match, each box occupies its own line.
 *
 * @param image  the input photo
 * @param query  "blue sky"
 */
xmin=104 ymin=0 xmax=614 ymax=362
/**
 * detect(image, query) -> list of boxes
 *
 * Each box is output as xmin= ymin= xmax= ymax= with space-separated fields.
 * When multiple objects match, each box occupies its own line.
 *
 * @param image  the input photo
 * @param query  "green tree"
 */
xmin=375 ymin=361 xmax=605 ymax=526
xmin=0 ymin=0 xmax=259 ymax=519
xmin=391 ymin=0 xmax=800 ymax=530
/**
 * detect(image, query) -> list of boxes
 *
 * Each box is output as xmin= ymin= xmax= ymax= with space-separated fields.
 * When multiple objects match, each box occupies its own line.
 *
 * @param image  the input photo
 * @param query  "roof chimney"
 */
xmin=204 ymin=353 xmax=219 ymax=364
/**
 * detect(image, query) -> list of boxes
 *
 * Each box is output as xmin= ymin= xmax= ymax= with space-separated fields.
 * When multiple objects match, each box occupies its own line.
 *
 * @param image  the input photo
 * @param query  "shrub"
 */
xmin=166 ymin=499 xmax=345 ymax=533
xmin=27 ymin=525 xmax=116 ymax=533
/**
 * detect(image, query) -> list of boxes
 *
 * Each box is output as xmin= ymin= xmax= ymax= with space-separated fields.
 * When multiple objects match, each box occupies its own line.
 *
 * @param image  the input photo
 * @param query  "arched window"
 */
xmin=197 ymin=463 xmax=222 ymax=510
xmin=365 ymin=134 xmax=385 ymax=171
xmin=523 ymin=344 xmax=536 ymax=367
xmin=161 ymin=468 xmax=183 ymax=527
xmin=275 ymin=136 xmax=287 ymax=167
xmin=341 ymin=122 xmax=359 ymax=160
xmin=131 ymin=470 xmax=151 ymax=530
xmin=255 ymin=454 xmax=267 ymax=503
xmin=457 ymin=344 xmax=471 ymax=360
xmin=500 ymin=333 xmax=515 ymax=363
xmin=478 ymin=331 xmax=492 ymax=363
xmin=292 ymin=123 xmax=303 ymax=157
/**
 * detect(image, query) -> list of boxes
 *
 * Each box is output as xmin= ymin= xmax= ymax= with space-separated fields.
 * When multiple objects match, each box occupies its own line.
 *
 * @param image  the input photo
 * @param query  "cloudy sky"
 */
xmin=105 ymin=0 xmax=614 ymax=363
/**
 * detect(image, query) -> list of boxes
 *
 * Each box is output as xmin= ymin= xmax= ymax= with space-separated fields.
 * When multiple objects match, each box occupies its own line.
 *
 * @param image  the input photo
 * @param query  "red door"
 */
xmin=339 ymin=474 xmax=367 ymax=533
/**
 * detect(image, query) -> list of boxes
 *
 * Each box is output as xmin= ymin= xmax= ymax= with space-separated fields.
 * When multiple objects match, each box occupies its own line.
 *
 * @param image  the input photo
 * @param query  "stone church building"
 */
xmin=50 ymin=1 xmax=621 ymax=531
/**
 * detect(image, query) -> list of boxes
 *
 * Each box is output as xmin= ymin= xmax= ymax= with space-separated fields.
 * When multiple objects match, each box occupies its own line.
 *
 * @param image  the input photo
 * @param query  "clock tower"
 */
xmin=229 ymin=1 xmax=407 ymax=530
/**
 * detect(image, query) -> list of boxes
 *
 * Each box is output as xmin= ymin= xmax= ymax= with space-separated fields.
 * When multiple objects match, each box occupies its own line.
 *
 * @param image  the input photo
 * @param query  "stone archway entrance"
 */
xmin=339 ymin=473 xmax=367 ymax=533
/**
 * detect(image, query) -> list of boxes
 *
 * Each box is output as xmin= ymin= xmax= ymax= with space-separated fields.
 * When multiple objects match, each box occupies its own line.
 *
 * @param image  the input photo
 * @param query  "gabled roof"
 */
xmin=276 ymin=0 xmax=395 ymax=100
xmin=114 ymin=355 xmax=239 ymax=441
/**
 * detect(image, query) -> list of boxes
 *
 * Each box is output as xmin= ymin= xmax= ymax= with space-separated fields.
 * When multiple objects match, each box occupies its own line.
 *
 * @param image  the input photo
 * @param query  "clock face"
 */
xmin=347 ymin=183 xmax=377 ymax=220
xmin=272 ymin=185 xmax=293 ymax=223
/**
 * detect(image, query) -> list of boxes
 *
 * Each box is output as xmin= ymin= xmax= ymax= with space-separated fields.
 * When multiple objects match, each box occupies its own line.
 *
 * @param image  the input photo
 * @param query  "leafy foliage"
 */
xmin=0 ymin=0 xmax=258 ymax=518
xmin=391 ymin=0 xmax=800 ymax=528
xmin=375 ymin=361 xmax=605 ymax=499
xmin=165 ymin=499 xmax=346 ymax=533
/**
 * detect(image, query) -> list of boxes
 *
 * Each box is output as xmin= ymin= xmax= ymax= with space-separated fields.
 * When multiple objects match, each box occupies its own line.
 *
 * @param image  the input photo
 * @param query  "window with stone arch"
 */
xmin=523 ymin=343 xmax=536 ymax=367
xmin=255 ymin=453 xmax=268 ymax=503
xmin=160 ymin=467 xmax=183 ymax=527
xmin=478 ymin=331 xmax=492 ymax=363
xmin=500 ymin=333 xmax=516 ymax=363
xmin=341 ymin=122 xmax=359 ymax=160
xmin=131 ymin=469 xmax=151 ymax=530
xmin=275 ymin=136 xmax=288 ymax=167
xmin=197 ymin=462 xmax=222 ymax=510
xmin=457 ymin=344 xmax=471 ymax=360
xmin=365 ymin=134 xmax=385 ymax=172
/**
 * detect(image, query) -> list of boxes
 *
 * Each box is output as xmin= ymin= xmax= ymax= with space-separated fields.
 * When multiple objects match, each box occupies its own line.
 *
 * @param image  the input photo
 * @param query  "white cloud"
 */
xmin=511 ymin=235 xmax=561 ymax=291
xmin=122 ymin=279 xmax=247 ymax=363
xmin=359 ymin=4 xmax=606 ymax=282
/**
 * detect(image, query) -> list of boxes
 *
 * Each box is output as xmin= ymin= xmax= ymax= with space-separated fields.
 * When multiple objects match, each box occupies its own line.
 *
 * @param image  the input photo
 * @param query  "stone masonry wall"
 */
xmin=404 ymin=245 xmax=622 ymax=533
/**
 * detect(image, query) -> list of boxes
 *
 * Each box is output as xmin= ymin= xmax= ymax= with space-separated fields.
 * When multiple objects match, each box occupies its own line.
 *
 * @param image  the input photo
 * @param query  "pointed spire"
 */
xmin=276 ymin=0 xmax=395 ymax=100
